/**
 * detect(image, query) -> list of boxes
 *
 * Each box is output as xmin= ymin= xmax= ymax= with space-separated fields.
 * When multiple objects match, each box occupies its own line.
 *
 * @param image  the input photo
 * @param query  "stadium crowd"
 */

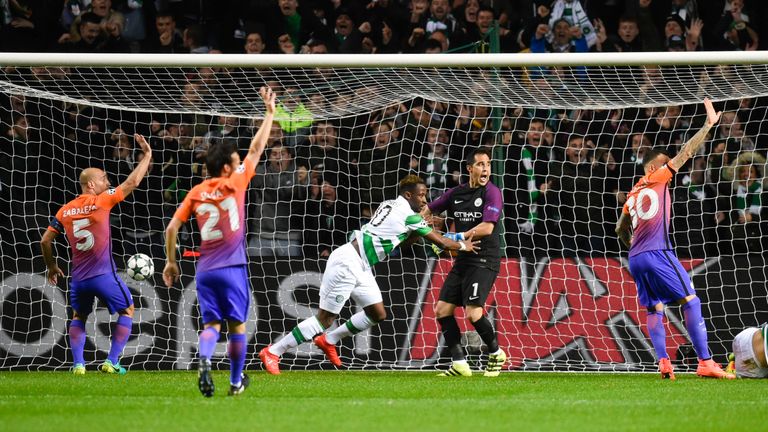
xmin=2 ymin=0 xmax=768 ymax=260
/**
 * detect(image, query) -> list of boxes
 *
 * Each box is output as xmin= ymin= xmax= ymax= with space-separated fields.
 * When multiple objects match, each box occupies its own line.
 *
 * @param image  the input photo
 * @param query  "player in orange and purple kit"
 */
xmin=40 ymin=134 xmax=153 ymax=375
xmin=616 ymin=98 xmax=734 ymax=380
xmin=163 ymin=86 xmax=276 ymax=397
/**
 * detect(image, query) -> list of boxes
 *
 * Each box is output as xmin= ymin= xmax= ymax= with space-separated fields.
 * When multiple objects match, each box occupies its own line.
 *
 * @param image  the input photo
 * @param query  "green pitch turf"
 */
xmin=1 ymin=370 xmax=765 ymax=432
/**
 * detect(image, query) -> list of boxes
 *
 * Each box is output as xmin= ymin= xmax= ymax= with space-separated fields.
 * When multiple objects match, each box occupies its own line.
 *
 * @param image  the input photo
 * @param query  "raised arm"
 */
xmin=40 ymin=229 xmax=64 ymax=285
xmin=119 ymin=134 xmax=152 ymax=196
xmin=669 ymin=98 xmax=721 ymax=171
xmin=244 ymin=86 xmax=277 ymax=166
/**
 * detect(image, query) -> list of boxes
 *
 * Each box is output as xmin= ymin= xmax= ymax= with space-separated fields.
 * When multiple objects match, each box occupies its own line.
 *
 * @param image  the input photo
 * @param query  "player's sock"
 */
xmin=682 ymin=297 xmax=711 ymax=360
xmin=647 ymin=311 xmax=668 ymax=359
xmin=270 ymin=316 xmax=325 ymax=356
xmin=107 ymin=315 xmax=132 ymax=365
xmin=69 ymin=319 xmax=86 ymax=365
xmin=228 ymin=333 xmax=246 ymax=387
xmin=198 ymin=327 xmax=220 ymax=360
xmin=325 ymin=312 xmax=377 ymax=345
xmin=470 ymin=316 xmax=499 ymax=353
xmin=437 ymin=316 xmax=465 ymax=361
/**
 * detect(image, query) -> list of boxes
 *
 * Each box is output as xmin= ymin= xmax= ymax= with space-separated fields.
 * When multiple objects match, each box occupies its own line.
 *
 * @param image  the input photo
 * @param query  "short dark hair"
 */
xmin=80 ymin=12 xmax=102 ymax=26
xmin=642 ymin=147 xmax=671 ymax=167
xmin=398 ymin=174 xmax=426 ymax=195
xmin=206 ymin=140 xmax=238 ymax=177
xmin=466 ymin=147 xmax=492 ymax=167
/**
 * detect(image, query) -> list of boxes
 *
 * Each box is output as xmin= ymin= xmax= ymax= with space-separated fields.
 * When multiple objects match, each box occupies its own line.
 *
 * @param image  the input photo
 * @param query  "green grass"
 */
xmin=1 ymin=370 xmax=765 ymax=432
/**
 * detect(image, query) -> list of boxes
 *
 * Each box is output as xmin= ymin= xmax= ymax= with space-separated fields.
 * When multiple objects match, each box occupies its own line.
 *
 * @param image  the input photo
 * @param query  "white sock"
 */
xmin=270 ymin=316 xmax=325 ymax=356
xmin=325 ymin=312 xmax=377 ymax=344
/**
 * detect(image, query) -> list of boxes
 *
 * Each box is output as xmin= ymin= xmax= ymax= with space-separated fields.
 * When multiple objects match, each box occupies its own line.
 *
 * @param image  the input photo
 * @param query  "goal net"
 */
xmin=2 ymin=52 xmax=768 ymax=372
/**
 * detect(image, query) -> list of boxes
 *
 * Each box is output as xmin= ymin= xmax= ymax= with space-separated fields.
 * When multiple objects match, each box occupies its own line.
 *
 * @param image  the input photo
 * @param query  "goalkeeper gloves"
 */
xmin=443 ymin=232 xmax=465 ymax=241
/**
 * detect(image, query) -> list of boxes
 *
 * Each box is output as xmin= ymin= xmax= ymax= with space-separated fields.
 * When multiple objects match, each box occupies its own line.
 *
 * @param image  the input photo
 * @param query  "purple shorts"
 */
xmin=196 ymin=265 xmax=250 ymax=324
xmin=70 ymin=273 xmax=133 ymax=315
xmin=629 ymin=250 xmax=695 ymax=308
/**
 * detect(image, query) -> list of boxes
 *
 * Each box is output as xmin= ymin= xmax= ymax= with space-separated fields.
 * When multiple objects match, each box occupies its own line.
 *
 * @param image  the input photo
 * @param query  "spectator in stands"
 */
xmin=548 ymin=0 xmax=597 ymax=48
xmin=715 ymin=0 xmax=758 ymax=51
xmin=465 ymin=7 xmax=515 ymax=52
xmin=303 ymin=176 xmax=354 ymax=257
xmin=183 ymin=24 xmax=210 ymax=53
xmin=416 ymin=127 xmax=459 ymax=200
xmin=550 ymin=133 xmax=603 ymax=255
xmin=268 ymin=0 xmax=330 ymax=53
xmin=663 ymin=14 xmax=703 ymax=51
xmin=424 ymin=0 xmax=462 ymax=46
xmin=296 ymin=120 xmax=350 ymax=190
xmin=274 ymin=86 xmax=313 ymax=146
xmin=505 ymin=117 xmax=555 ymax=258
xmin=249 ymin=142 xmax=307 ymax=257
xmin=244 ymin=30 xmax=266 ymax=54
xmin=65 ymin=0 xmax=125 ymax=44
xmin=357 ymin=121 xmax=409 ymax=208
xmin=724 ymin=152 xmax=766 ymax=253
xmin=143 ymin=12 xmax=185 ymax=53
xmin=63 ymin=11 xmax=128 ymax=52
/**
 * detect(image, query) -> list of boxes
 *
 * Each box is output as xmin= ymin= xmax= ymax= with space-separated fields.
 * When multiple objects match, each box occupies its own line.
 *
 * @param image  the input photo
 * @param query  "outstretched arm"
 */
xmin=669 ymin=98 xmax=721 ymax=171
xmin=423 ymin=230 xmax=480 ymax=253
xmin=119 ymin=134 xmax=152 ymax=196
xmin=615 ymin=212 xmax=633 ymax=249
xmin=244 ymin=87 xmax=277 ymax=167
xmin=40 ymin=229 xmax=65 ymax=285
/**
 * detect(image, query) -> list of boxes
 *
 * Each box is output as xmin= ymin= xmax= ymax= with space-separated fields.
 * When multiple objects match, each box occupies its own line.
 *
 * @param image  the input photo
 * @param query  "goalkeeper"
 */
xmin=258 ymin=175 xmax=478 ymax=374
xmin=420 ymin=148 xmax=506 ymax=377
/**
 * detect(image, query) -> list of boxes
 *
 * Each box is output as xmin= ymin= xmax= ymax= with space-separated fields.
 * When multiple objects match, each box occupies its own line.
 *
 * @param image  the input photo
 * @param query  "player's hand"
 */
xmin=703 ymin=98 xmax=722 ymax=127
xmin=159 ymin=29 xmax=173 ymax=46
xmin=260 ymin=86 xmax=276 ymax=115
xmin=134 ymin=134 xmax=151 ymax=155
xmin=462 ymin=231 xmax=481 ymax=254
xmin=162 ymin=262 xmax=180 ymax=287
xmin=47 ymin=266 xmax=64 ymax=285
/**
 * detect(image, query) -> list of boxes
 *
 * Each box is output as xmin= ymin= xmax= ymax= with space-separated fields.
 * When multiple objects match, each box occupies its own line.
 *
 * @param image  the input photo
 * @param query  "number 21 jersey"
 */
xmin=173 ymin=157 xmax=256 ymax=271
xmin=622 ymin=164 xmax=675 ymax=257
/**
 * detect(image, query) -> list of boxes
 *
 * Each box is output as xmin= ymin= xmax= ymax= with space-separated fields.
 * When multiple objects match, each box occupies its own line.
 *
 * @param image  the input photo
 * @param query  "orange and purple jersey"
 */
xmin=173 ymin=158 xmax=256 ymax=271
xmin=622 ymin=164 xmax=676 ymax=257
xmin=47 ymin=187 xmax=126 ymax=281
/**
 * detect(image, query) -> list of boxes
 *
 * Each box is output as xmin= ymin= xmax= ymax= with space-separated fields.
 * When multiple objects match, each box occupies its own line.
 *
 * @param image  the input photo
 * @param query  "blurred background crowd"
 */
xmin=2 ymin=0 xmax=768 ymax=261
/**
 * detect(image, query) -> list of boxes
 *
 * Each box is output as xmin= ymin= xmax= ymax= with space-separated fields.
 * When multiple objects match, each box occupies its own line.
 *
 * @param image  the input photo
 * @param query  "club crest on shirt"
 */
xmin=474 ymin=198 xmax=483 ymax=207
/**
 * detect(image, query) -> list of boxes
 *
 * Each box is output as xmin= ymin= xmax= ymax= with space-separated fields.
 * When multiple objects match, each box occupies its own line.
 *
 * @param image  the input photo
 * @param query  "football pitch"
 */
xmin=1 ymin=371 xmax=765 ymax=432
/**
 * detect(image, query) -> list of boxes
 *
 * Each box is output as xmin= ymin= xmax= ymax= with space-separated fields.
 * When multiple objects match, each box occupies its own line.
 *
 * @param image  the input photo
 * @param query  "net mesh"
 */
xmin=2 ymin=60 xmax=768 ymax=371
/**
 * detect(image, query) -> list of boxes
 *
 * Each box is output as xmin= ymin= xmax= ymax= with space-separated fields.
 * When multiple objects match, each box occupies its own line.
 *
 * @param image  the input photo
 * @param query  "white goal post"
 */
xmin=1 ymin=51 xmax=767 ymax=372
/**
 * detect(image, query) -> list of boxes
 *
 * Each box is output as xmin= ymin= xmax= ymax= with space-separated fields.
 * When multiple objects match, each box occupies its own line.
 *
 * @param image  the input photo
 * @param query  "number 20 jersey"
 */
xmin=173 ymin=157 xmax=256 ymax=272
xmin=622 ymin=164 xmax=675 ymax=257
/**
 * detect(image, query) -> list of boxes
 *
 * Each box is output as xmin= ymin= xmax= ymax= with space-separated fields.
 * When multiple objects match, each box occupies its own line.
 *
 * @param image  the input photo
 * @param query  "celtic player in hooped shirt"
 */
xmin=258 ymin=175 xmax=479 ymax=374
xmin=616 ymin=98 xmax=734 ymax=380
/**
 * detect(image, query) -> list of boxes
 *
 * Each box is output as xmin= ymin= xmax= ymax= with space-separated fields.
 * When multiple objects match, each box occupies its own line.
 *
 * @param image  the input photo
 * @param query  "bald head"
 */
xmin=79 ymin=168 xmax=110 ymax=194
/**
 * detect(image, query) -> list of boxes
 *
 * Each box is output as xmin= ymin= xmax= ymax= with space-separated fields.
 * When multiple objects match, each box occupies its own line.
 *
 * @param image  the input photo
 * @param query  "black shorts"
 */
xmin=438 ymin=263 xmax=499 ymax=307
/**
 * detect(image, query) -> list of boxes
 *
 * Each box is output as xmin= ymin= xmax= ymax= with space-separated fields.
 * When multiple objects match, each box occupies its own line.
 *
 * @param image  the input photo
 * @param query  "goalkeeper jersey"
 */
xmin=353 ymin=196 xmax=432 ymax=268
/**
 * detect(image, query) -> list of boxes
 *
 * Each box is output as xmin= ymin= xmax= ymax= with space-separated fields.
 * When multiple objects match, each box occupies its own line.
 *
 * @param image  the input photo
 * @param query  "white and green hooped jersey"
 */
xmin=354 ymin=196 xmax=432 ymax=267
